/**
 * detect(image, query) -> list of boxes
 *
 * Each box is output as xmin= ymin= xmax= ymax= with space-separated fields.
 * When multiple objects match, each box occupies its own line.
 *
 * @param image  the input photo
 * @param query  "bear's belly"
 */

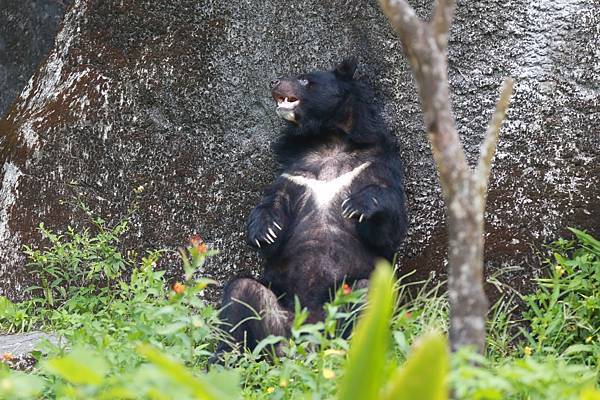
xmin=266 ymin=232 xmax=375 ymax=310
xmin=266 ymin=161 xmax=376 ymax=309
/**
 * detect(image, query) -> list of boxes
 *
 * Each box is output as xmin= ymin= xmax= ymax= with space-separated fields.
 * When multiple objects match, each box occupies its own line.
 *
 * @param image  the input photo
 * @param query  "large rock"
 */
xmin=0 ymin=0 xmax=71 ymax=118
xmin=0 ymin=0 xmax=598 ymax=301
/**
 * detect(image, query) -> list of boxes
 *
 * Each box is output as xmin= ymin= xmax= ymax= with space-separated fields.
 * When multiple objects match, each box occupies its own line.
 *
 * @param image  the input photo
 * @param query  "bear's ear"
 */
xmin=333 ymin=57 xmax=358 ymax=81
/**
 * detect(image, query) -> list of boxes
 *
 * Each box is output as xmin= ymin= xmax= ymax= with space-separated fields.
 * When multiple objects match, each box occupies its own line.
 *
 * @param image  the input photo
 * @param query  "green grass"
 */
xmin=0 ymin=213 xmax=599 ymax=399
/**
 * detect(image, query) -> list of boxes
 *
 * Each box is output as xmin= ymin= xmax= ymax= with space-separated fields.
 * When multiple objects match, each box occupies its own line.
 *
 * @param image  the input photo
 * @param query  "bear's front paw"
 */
xmin=247 ymin=208 xmax=284 ymax=248
xmin=341 ymin=193 xmax=381 ymax=223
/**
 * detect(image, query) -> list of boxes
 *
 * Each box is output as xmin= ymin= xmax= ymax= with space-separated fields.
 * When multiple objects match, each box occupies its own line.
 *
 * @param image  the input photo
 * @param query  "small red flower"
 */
xmin=189 ymin=235 xmax=203 ymax=248
xmin=172 ymin=282 xmax=185 ymax=294
xmin=342 ymin=283 xmax=352 ymax=295
xmin=404 ymin=311 xmax=412 ymax=319
xmin=190 ymin=235 xmax=208 ymax=254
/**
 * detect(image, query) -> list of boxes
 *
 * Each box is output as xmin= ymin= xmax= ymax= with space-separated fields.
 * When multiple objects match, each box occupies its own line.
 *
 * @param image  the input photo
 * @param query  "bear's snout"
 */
xmin=271 ymin=78 xmax=300 ymax=123
xmin=270 ymin=79 xmax=298 ymax=101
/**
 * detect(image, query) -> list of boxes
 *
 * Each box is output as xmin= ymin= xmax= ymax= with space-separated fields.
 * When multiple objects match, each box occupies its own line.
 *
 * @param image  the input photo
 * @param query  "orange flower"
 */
xmin=172 ymin=282 xmax=185 ymax=294
xmin=342 ymin=283 xmax=352 ymax=295
xmin=190 ymin=235 xmax=208 ymax=254
xmin=189 ymin=235 xmax=203 ymax=248
xmin=1 ymin=353 xmax=14 ymax=362
xmin=404 ymin=311 xmax=412 ymax=318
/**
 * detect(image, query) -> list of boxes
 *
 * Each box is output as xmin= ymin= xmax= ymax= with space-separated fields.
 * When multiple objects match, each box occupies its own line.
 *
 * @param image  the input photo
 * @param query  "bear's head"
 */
xmin=270 ymin=58 xmax=381 ymax=143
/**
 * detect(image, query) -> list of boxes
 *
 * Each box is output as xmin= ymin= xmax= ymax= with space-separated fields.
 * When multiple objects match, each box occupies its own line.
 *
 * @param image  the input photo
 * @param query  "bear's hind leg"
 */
xmin=215 ymin=278 xmax=291 ymax=357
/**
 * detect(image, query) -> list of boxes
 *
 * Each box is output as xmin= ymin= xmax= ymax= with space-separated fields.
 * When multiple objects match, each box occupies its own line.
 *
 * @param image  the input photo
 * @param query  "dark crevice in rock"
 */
xmin=0 ymin=0 xmax=72 ymax=119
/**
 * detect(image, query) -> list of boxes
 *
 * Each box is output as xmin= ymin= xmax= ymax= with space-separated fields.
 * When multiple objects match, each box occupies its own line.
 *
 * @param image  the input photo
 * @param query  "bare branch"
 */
xmin=379 ymin=0 xmax=510 ymax=354
xmin=379 ymin=0 xmax=424 ymax=46
xmin=431 ymin=0 xmax=456 ymax=50
xmin=380 ymin=0 xmax=467 ymax=201
xmin=475 ymin=78 xmax=514 ymax=205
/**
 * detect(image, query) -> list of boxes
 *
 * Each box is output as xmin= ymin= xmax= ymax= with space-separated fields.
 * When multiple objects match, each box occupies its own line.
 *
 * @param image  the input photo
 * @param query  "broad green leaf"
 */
xmin=44 ymin=347 xmax=107 ymax=386
xmin=252 ymin=335 xmax=286 ymax=357
xmin=563 ymin=344 xmax=594 ymax=356
xmin=569 ymin=227 xmax=600 ymax=254
xmin=338 ymin=261 xmax=396 ymax=400
xmin=381 ymin=332 xmax=449 ymax=400
xmin=581 ymin=388 xmax=600 ymax=400
xmin=137 ymin=344 xmax=240 ymax=400
xmin=97 ymin=387 xmax=138 ymax=400
xmin=156 ymin=321 xmax=188 ymax=336
xmin=0 ymin=372 xmax=45 ymax=399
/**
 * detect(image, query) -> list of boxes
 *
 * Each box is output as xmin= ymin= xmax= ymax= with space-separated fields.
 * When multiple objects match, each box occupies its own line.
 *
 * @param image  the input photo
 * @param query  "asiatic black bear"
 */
xmin=217 ymin=58 xmax=408 ymax=355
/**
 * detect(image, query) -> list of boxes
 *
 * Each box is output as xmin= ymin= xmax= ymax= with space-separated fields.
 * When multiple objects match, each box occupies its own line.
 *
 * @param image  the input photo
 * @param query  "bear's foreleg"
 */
xmin=247 ymin=177 xmax=292 ymax=250
xmin=342 ymin=184 xmax=407 ymax=259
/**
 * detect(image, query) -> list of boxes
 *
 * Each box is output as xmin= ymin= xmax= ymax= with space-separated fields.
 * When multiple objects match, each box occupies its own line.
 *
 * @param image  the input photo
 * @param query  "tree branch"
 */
xmin=431 ymin=0 xmax=456 ymax=50
xmin=379 ymin=0 xmax=423 ymax=44
xmin=379 ymin=0 xmax=513 ymax=353
xmin=475 ymin=78 xmax=514 ymax=207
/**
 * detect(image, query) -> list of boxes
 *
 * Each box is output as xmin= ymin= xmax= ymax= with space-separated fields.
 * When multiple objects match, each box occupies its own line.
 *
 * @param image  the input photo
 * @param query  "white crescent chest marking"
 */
xmin=282 ymin=162 xmax=371 ymax=210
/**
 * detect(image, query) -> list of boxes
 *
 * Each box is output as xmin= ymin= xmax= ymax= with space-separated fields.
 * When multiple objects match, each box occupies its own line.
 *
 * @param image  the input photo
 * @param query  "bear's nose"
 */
xmin=270 ymin=79 xmax=280 ymax=89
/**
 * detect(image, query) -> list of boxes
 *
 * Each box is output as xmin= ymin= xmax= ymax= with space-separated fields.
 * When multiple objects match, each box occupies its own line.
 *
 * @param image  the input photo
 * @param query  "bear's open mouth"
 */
xmin=276 ymin=96 xmax=300 ymax=110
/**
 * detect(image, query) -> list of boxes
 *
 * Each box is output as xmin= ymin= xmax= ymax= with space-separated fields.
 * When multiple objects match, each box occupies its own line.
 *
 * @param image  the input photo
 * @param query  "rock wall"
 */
xmin=0 ymin=0 xmax=598 ymax=301
xmin=0 ymin=0 xmax=71 ymax=118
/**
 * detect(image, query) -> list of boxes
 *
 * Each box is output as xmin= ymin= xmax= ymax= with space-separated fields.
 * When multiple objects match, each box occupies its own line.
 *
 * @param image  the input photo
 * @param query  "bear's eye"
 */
xmin=298 ymin=78 xmax=310 ymax=87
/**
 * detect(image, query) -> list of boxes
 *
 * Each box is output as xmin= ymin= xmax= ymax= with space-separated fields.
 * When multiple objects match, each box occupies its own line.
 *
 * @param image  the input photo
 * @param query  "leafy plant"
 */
xmin=24 ymin=219 xmax=129 ymax=309
xmin=522 ymin=228 xmax=600 ymax=365
xmin=339 ymin=262 xmax=449 ymax=400
xmin=1 ymin=218 xmax=599 ymax=399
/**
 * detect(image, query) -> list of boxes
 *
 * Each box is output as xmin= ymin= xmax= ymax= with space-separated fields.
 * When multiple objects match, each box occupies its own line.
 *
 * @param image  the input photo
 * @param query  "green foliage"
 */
xmin=339 ymin=262 xmax=397 ymax=400
xmin=522 ymin=228 xmax=600 ymax=365
xmin=24 ymin=220 xmax=129 ymax=309
xmin=382 ymin=333 xmax=448 ymax=400
xmin=0 ymin=367 xmax=45 ymax=399
xmin=452 ymin=349 xmax=597 ymax=400
xmin=0 ymin=218 xmax=599 ymax=399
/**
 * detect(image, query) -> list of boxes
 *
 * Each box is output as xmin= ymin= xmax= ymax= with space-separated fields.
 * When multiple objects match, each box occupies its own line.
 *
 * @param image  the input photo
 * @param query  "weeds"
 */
xmin=0 ymin=213 xmax=599 ymax=399
xmin=522 ymin=228 xmax=600 ymax=366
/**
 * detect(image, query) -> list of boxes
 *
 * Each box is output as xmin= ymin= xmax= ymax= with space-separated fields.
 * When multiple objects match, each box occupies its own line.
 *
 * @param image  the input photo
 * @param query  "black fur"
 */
xmin=215 ymin=58 xmax=408 ymax=357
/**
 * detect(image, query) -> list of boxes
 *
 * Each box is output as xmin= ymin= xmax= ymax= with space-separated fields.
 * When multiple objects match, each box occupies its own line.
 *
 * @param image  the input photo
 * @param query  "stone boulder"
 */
xmin=0 ymin=0 xmax=71 ymax=118
xmin=0 ymin=0 xmax=598 ymax=301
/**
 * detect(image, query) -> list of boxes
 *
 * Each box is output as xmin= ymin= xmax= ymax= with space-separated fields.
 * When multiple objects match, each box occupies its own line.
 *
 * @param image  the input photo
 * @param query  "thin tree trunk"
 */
xmin=379 ymin=0 xmax=513 ymax=352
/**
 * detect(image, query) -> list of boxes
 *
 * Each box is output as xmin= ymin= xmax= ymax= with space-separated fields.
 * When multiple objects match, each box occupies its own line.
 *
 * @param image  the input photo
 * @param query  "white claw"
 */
xmin=348 ymin=211 xmax=357 ymax=219
xmin=255 ymin=239 xmax=261 ymax=248
xmin=342 ymin=198 xmax=350 ymax=208
xmin=372 ymin=197 xmax=379 ymax=205
xmin=268 ymin=228 xmax=277 ymax=238
xmin=273 ymin=221 xmax=282 ymax=230
xmin=359 ymin=214 xmax=365 ymax=223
